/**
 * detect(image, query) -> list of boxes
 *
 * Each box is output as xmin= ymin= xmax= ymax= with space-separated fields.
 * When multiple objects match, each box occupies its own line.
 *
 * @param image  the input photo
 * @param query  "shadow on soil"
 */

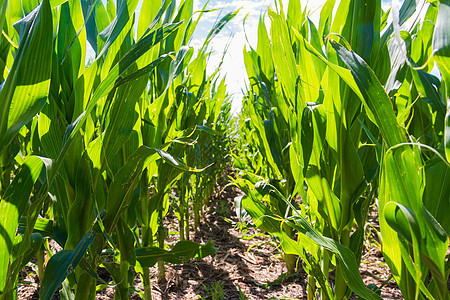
xmin=155 ymin=186 xmax=307 ymax=299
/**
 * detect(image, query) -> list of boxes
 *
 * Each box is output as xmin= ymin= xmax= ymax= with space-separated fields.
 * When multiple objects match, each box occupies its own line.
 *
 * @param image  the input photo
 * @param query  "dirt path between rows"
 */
xmin=18 ymin=185 xmax=403 ymax=299
xmin=143 ymin=185 xmax=402 ymax=300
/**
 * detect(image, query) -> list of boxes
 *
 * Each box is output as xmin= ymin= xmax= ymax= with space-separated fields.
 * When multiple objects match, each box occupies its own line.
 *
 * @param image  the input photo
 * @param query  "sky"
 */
xmin=188 ymin=0 xmax=393 ymax=114
xmin=95 ymin=0 xmax=398 ymax=114
xmin=190 ymin=0 xmax=274 ymax=114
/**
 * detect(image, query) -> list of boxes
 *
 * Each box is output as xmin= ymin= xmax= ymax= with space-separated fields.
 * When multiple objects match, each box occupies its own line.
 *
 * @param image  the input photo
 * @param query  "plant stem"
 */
xmin=307 ymin=274 xmax=315 ymax=300
xmin=283 ymin=224 xmax=296 ymax=273
xmin=178 ymin=181 xmax=186 ymax=241
xmin=143 ymin=268 xmax=152 ymax=300
xmin=75 ymin=272 xmax=95 ymax=300
xmin=157 ymin=215 xmax=166 ymax=281
xmin=335 ymin=229 xmax=351 ymax=299
xmin=141 ymin=224 xmax=152 ymax=300
xmin=36 ymin=248 xmax=45 ymax=282
xmin=320 ymin=250 xmax=330 ymax=299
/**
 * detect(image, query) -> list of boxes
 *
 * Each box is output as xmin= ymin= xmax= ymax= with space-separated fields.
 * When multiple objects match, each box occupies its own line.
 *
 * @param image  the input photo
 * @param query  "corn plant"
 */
xmin=130 ymin=6 xmax=237 ymax=284
xmin=174 ymin=84 xmax=233 ymax=241
xmin=236 ymin=0 xmax=449 ymax=299
xmin=0 ymin=0 xmax=53 ymax=298
xmin=0 ymin=0 xmax=234 ymax=299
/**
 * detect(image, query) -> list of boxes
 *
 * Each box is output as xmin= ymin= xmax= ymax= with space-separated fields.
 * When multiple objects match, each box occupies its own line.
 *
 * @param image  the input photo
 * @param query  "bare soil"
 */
xmin=17 ymin=185 xmax=404 ymax=299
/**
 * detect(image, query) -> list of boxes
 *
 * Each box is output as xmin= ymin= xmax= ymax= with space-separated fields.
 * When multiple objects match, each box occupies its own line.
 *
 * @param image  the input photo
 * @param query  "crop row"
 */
xmin=234 ymin=0 xmax=449 ymax=299
xmin=0 ymin=0 xmax=235 ymax=299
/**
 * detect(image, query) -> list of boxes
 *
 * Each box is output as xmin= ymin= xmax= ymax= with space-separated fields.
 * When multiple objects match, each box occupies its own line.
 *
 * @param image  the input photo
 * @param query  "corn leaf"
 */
xmin=40 ymin=231 xmax=96 ymax=300
xmin=0 ymin=0 xmax=7 ymax=35
xmin=47 ymin=22 xmax=182 ymax=187
xmin=287 ymin=217 xmax=382 ymax=300
xmin=18 ymin=217 xmax=67 ymax=246
xmin=50 ymin=0 xmax=68 ymax=7
xmin=269 ymin=9 xmax=297 ymax=107
xmin=432 ymin=0 xmax=450 ymax=162
xmin=96 ymin=0 xmax=140 ymax=59
xmin=330 ymin=40 xmax=407 ymax=148
xmin=135 ymin=240 xmax=217 ymax=267
xmin=0 ymin=156 xmax=44 ymax=293
xmin=424 ymin=159 xmax=450 ymax=235
xmin=0 ymin=0 xmax=52 ymax=152
xmin=241 ymin=187 xmax=381 ymax=300
xmin=65 ymin=153 xmax=95 ymax=250
xmin=382 ymin=144 xmax=448 ymax=299
xmin=103 ymin=145 xmax=199 ymax=233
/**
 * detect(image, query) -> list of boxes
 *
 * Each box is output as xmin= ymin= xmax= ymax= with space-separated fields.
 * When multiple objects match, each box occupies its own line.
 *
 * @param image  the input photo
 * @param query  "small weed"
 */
xmin=238 ymin=286 xmax=248 ymax=300
xmin=199 ymin=282 xmax=225 ymax=300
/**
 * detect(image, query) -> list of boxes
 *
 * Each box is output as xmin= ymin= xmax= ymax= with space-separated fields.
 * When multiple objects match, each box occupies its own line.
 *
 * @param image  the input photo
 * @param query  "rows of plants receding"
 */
xmin=234 ymin=0 xmax=449 ymax=299
xmin=0 ymin=0 xmax=236 ymax=299
xmin=1 ymin=0 xmax=449 ymax=299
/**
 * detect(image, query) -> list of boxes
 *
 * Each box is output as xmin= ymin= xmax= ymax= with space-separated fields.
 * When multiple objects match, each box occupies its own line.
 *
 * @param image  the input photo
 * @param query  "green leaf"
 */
xmin=135 ymin=240 xmax=217 ymax=267
xmin=50 ymin=0 xmax=69 ymax=7
xmin=38 ymin=100 xmax=65 ymax=160
xmin=383 ymin=201 xmax=447 ymax=299
xmin=287 ymin=217 xmax=382 ymax=300
xmin=241 ymin=184 xmax=380 ymax=300
xmin=103 ymin=145 xmax=198 ymax=233
xmin=432 ymin=1 xmax=450 ymax=161
xmin=48 ymin=22 xmax=183 ymax=187
xmin=410 ymin=69 xmax=445 ymax=116
xmin=18 ymin=217 xmax=67 ymax=246
xmin=446 ymin=105 xmax=450 ymax=163
xmin=137 ymin=0 xmax=161 ymax=38
xmin=97 ymin=0 xmax=140 ymax=59
xmin=384 ymin=202 xmax=419 ymax=245
xmin=168 ymin=46 xmax=194 ymax=85
xmin=0 ymin=157 xmax=44 ymax=293
xmin=256 ymin=17 xmax=274 ymax=83
xmin=330 ymin=40 xmax=407 ymax=148
xmin=269 ymin=9 xmax=297 ymax=107
xmin=0 ymin=0 xmax=7 ymax=37
xmin=0 ymin=0 xmax=52 ymax=152
xmin=40 ymin=231 xmax=96 ymax=300
xmin=57 ymin=0 xmax=86 ymax=93
xmin=242 ymin=193 xmax=283 ymax=234
xmin=99 ymin=78 xmax=147 ymax=170
xmin=65 ymin=153 xmax=95 ymax=251
xmin=302 ymin=36 xmax=365 ymax=102
xmin=423 ymin=159 xmax=450 ymax=235
xmin=381 ymin=144 xmax=448 ymax=299
xmin=203 ymin=9 xmax=239 ymax=49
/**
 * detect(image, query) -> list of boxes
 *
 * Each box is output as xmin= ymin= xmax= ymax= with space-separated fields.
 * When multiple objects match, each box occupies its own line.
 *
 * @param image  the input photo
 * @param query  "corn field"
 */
xmin=0 ymin=0 xmax=448 ymax=299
